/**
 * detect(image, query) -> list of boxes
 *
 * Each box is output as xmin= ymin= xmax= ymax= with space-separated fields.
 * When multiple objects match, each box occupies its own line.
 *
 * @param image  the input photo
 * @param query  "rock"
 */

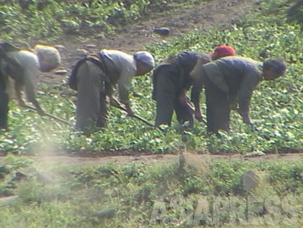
xmin=60 ymin=20 xmax=80 ymax=34
xmin=11 ymin=171 xmax=27 ymax=182
xmin=242 ymin=170 xmax=259 ymax=193
xmin=85 ymin=44 xmax=96 ymax=48
xmin=259 ymin=49 xmax=268 ymax=59
xmin=76 ymin=49 xmax=88 ymax=57
xmin=34 ymin=44 xmax=61 ymax=72
xmin=54 ymin=45 xmax=66 ymax=52
xmin=153 ymin=27 xmax=170 ymax=36
xmin=54 ymin=70 xmax=67 ymax=75
xmin=94 ymin=34 xmax=105 ymax=39
xmin=245 ymin=151 xmax=265 ymax=157
xmin=92 ymin=208 xmax=116 ymax=219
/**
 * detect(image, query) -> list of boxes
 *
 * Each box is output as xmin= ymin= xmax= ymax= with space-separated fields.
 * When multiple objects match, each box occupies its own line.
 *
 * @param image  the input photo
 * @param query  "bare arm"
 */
xmin=190 ymin=80 xmax=204 ymax=121
xmin=24 ymin=68 xmax=45 ymax=115
xmin=237 ymin=74 xmax=260 ymax=125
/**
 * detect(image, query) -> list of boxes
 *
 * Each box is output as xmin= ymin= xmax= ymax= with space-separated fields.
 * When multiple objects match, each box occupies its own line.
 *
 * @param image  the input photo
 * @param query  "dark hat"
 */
xmin=0 ymin=42 xmax=20 ymax=52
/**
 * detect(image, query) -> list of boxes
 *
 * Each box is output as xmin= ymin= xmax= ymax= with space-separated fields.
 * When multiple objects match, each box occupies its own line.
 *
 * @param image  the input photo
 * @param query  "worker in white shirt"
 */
xmin=68 ymin=49 xmax=154 ymax=134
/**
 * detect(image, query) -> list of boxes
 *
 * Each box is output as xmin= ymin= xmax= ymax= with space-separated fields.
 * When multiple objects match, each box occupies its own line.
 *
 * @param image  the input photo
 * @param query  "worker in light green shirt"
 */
xmin=152 ymin=45 xmax=236 ymax=129
xmin=191 ymin=56 xmax=286 ymax=135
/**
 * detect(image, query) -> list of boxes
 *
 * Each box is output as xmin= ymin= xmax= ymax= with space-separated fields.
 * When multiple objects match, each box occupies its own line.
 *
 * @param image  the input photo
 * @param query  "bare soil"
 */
xmin=8 ymin=0 xmax=302 ymax=166
xmin=30 ymin=152 xmax=303 ymax=167
xmin=41 ymin=0 xmax=259 ymax=85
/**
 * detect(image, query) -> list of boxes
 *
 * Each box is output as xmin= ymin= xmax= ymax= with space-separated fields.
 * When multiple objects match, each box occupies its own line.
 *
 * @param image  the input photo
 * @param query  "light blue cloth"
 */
xmin=134 ymin=51 xmax=155 ymax=67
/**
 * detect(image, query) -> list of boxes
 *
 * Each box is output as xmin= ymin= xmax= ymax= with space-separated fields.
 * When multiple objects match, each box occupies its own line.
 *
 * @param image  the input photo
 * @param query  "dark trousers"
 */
xmin=153 ymin=66 xmax=193 ymax=127
xmin=75 ymin=60 xmax=107 ymax=135
xmin=0 ymin=92 xmax=8 ymax=130
xmin=0 ymin=66 xmax=8 ymax=129
xmin=174 ymin=100 xmax=194 ymax=127
xmin=204 ymin=75 xmax=230 ymax=133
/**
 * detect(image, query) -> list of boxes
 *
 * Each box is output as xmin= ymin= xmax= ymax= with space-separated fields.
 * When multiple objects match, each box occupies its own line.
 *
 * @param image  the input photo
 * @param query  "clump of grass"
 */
xmin=2 ymin=156 xmax=303 ymax=227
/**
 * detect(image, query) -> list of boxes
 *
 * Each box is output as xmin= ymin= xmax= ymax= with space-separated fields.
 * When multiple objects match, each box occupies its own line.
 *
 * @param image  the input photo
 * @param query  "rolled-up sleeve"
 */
xmin=102 ymin=49 xmax=136 ymax=105
xmin=117 ymin=69 xmax=133 ymax=104
xmin=24 ymin=56 xmax=40 ymax=102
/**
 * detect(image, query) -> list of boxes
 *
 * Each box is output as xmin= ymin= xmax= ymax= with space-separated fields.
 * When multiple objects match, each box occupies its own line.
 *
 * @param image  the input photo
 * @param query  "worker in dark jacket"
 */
xmin=191 ymin=56 xmax=286 ymax=134
xmin=152 ymin=45 xmax=236 ymax=128
xmin=152 ymin=52 xmax=210 ymax=128
xmin=0 ymin=47 xmax=9 ymax=130
xmin=0 ymin=44 xmax=23 ymax=130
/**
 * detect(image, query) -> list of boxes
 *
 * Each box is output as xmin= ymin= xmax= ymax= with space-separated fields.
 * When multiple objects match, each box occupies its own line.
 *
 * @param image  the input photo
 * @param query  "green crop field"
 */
xmin=1 ymin=0 xmax=303 ymax=227
xmin=1 ymin=0 xmax=303 ymax=155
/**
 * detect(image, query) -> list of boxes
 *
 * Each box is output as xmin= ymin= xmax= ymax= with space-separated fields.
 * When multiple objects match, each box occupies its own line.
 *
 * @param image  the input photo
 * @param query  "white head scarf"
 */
xmin=134 ymin=51 xmax=155 ymax=68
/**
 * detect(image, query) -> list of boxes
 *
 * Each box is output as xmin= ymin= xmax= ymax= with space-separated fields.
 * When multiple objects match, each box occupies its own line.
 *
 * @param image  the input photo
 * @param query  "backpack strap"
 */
xmin=68 ymin=55 xmax=108 ymax=91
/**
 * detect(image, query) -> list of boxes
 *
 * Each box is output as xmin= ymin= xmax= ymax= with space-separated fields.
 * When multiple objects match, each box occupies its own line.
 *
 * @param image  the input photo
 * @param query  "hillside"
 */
xmin=36 ymin=0 xmax=259 ymax=84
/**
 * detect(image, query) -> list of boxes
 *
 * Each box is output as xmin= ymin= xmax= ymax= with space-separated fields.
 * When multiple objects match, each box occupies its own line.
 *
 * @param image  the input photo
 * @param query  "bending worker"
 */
xmin=152 ymin=45 xmax=236 ymax=128
xmin=0 ymin=42 xmax=56 ymax=130
xmin=0 ymin=46 xmax=18 ymax=130
xmin=191 ymin=56 xmax=286 ymax=135
xmin=69 ymin=49 xmax=154 ymax=135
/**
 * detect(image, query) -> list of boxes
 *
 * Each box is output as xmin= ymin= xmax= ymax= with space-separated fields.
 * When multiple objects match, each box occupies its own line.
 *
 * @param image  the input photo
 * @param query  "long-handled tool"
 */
xmin=252 ymin=126 xmax=271 ymax=141
xmin=24 ymin=105 xmax=72 ymax=126
xmin=114 ymin=105 xmax=164 ymax=132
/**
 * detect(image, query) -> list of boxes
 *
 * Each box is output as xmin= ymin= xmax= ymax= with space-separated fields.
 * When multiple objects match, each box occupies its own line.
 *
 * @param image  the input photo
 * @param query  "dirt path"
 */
xmin=18 ymin=151 xmax=301 ymax=167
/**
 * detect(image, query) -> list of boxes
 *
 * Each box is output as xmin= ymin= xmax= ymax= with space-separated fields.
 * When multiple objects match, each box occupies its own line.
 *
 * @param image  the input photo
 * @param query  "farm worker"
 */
xmin=68 ymin=49 xmax=154 ymax=135
xmin=191 ymin=56 xmax=286 ymax=135
xmin=0 ymin=42 xmax=61 ymax=121
xmin=152 ymin=45 xmax=236 ymax=128
xmin=0 ymin=45 xmax=22 ymax=130
xmin=191 ymin=45 xmax=236 ymax=122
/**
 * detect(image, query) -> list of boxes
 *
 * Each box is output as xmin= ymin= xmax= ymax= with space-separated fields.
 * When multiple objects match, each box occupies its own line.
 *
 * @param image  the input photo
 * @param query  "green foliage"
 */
xmin=0 ymin=0 xmax=203 ymax=42
xmin=0 ymin=154 xmax=33 ymax=196
xmin=1 ymin=0 xmax=303 ymax=155
xmin=2 ymin=1 xmax=303 ymax=227
xmin=2 ymin=158 xmax=303 ymax=227
xmin=267 ymin=161 xmax=303 ymax=194
xmin=0 ymin=153 xmax=33 ymax=171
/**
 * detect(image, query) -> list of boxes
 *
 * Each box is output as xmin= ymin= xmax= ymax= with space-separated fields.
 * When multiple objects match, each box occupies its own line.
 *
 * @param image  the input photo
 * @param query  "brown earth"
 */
xmin=30 ymin=152 xmax=303 ymax=167
xmin=40 ymin=0 xmax=259 ymax=85
xmin=8 ymin=0 xmax=303 ymax=166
